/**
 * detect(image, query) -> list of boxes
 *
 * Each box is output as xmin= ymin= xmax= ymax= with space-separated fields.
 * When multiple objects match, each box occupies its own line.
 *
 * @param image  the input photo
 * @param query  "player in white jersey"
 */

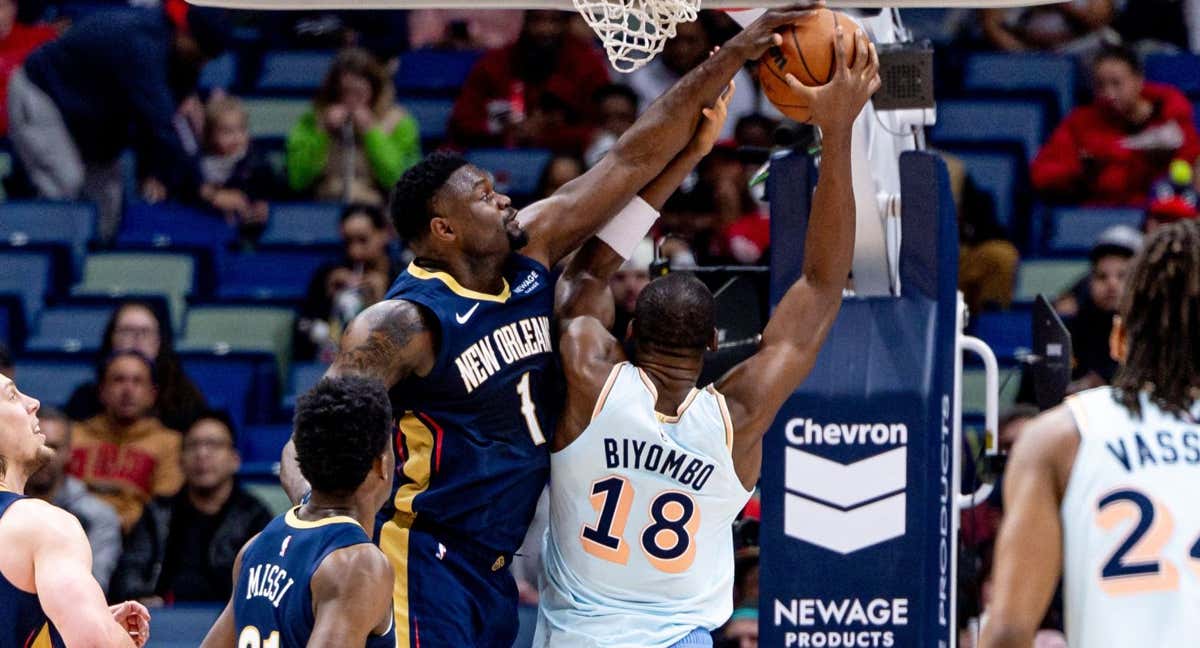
xmin=536 ymin=26 xmax=879 ymax=648
xmin=982 ymin=220 xmax=1200 ymax=648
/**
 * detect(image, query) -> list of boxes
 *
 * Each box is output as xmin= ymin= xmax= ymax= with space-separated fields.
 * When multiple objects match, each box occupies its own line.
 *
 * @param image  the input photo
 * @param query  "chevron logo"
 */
xmin=784 ymin=446 xmax=907 ymax=554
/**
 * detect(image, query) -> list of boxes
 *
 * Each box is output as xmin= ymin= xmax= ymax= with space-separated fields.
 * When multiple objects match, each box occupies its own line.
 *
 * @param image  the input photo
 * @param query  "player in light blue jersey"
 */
xmin=202 ymin=376 xmax=395 ymax=648
xmin=538 ymin=26 xmax=879 ymax=647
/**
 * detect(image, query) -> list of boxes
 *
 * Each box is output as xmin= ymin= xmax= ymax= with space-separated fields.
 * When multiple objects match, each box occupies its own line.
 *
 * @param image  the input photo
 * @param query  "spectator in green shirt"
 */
xmin=286 ymin=47 xmax=421 ymax=205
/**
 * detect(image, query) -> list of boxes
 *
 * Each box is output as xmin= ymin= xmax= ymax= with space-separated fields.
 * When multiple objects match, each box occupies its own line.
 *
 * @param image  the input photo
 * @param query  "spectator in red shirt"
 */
xmin=0 ymin=0 xmax=55 ymax=136
xmin=448 ymin=10 xmax=609 ymax=156
xmin=1031 ymin=45 xmax=1200 ymax=207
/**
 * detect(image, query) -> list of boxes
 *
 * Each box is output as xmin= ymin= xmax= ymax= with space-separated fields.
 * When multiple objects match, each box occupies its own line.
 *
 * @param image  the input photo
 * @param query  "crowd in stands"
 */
xmin=0 ymin=0 xmax=1198 ymax=644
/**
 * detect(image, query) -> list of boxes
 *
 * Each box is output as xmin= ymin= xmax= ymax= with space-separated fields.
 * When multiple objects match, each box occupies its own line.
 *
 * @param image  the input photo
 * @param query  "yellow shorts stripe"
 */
xmin=380 ymin=517 xmax=413 ymax=648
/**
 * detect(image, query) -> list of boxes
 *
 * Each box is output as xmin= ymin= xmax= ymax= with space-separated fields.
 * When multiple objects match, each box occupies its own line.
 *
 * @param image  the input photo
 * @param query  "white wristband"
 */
xmin=597 ymin=196 xmax=659 ymax=260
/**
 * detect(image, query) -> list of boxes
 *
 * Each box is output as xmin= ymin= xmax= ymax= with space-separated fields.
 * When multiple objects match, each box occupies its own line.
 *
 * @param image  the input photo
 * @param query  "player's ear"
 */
xmin=708 ymin=328 xmax=719 ymax=353
xmin=1110 ymin=315 xmax=1127 ymax=364
xmin=429 ymin=216 xmax=455 ymax=243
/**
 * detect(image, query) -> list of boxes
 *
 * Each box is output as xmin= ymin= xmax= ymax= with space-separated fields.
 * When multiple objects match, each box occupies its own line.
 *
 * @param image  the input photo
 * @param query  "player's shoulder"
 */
xmin=313 ymin=542 xmax=393 ymax=594
xmin=0 ymin=498 xmax=87 ymax=547
xmin=1009 ymin=403 xmax=1081 ymax=491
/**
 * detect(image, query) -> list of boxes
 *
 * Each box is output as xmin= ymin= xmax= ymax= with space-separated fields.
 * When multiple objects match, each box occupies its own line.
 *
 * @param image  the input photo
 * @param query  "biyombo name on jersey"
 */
xmin=785 ymin=418 xmax=909 ymax=446
xmin=454 ymin=316 xmax=553 ymax=393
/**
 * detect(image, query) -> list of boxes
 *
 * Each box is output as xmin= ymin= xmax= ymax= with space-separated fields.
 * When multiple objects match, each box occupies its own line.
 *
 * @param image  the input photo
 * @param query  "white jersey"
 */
xmin=1061 ymin=387 xmax=1200 ymax=648
xmin=536 ymin=362 xmax=754 ymax=648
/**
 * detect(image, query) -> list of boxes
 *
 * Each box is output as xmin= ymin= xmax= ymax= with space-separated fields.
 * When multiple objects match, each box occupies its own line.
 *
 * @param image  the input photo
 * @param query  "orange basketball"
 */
xmin=758 ymin=9 xmax=863 ymax=123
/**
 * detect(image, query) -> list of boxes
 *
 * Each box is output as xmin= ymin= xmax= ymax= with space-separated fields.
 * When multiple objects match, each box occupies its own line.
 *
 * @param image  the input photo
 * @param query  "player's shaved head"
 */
xmin=293 ymin=375 xmax=392 ymax=496
xmin=633 ymin=273 xmax=716 ymax=353
xmin=389 ymin=151 xmax=470 ymax=242
xmin=1113 ymin=220 xmax=1200 ymax=419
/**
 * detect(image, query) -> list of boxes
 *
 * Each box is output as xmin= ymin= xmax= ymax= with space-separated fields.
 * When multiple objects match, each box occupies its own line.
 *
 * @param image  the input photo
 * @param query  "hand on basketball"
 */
xmin=783 ymin=25 xmax=880 ymax=135
xmin=688 ymin=79 xmax=735 ymax=157
xmin=109 ymin=600 xmax=150 ymax=648
xmin=728 ymin=1 xmax=826 ymax=61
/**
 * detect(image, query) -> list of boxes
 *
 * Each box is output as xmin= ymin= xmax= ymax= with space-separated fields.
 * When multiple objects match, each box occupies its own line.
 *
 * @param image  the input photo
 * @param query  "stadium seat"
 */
xmin=1046 ymin=207 xmax=1144 ymax=254
xmin=931 ymin=100 xmax=1046 ymax=162
xmin=403 ymin=97 xmax=455 ymax=143
xmin=24 ymin=304 xmax=115 ymax=353
xmin=972 ymin=309 xmax=1033 ymax=364
xmin=1145 ymin=53 xmax=1200 ymax=96
xmin=259 ymin=203 xmax=343 ymax=246
xmin=217 ymin=249 xmax=336 ymax=301
xmin=395 ymin=49 xmax=482 ymax=95
xmin=0 ymin=251 xmax=51 ymax=329
xmin=178 ymin=306 xmax=295 ymax=381
xmin=147 ymin=605 xmax=223 ymax=648
xmin=466 ymin=149 xmax=553 ymax=199
xmin=199 ymin=52 xmax=238 ymax=92
xmin=72 ymin=252 xmax=195 ymax=330
xmin=0 ymin=201 xmax=96 ymax=269
xmin=116 ymin=201 xmax=234 ymax=251
xmin=282 ymin=361 xmax=329 ymax=411
xmin=255 ymin=50 xmax=335 ymax=94
xmin=900 ymin=9 xmax=961 ymax=45
xmin=240 ymin=423 xmax=292 ymax=476
xmin=1014 ymin=258 xmax=1088 ymax=302
xmin=245 ymin=97 xmax=310 ymax=139
xmin=945 ymin=148 xmax=1022 ymax=233
xmin=964 ymin=53 xmax=1076 ymax=122
xmin=244 ymin=482 xmax=291 ymax=514
xmin=13 ymin=355 xmax=93 ymax=408
xmin=180 ymin=351 xmax=277 ymax=431
xmin=961 ymin=366 xmax=1021 ymax=417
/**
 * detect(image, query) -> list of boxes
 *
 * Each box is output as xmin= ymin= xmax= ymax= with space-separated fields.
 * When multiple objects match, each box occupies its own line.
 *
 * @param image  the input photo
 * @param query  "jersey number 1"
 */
xmin=581 ymin=475 xmax=700 ymax=573
xmin=517 ymin=372 xmax=545 ymax=445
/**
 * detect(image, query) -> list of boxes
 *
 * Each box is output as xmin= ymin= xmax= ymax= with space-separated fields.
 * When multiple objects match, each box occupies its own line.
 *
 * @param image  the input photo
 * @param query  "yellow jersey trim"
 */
xmin=407 ymin=262 xmax=511 ymax=303
xmin=283 ymin=507 xmax=361 ymax=530
xmin=394 ymin=412 xmax=434 ymax=517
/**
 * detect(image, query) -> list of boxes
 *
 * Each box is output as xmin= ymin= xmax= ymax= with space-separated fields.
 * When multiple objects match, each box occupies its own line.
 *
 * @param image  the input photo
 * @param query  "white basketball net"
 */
xmin=572 ymin=0 xmax=700 ymax=73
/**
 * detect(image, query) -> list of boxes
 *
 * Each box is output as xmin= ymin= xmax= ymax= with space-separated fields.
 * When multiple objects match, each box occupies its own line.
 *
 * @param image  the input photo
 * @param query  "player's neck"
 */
xmin=635 ymin=355 xmax=703 ymax=414
xmin=0 ymin=468 xmax=31 ymax=495
xmin=413 ymin=252 xmax=507 ymax=295
xmin=300 ymin=493 xmax=372 ymax=530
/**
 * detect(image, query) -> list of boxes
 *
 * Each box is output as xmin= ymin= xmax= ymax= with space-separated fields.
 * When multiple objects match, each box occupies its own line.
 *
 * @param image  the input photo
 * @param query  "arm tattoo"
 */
xmin=335 ymin=302 xmax=429 ymax=383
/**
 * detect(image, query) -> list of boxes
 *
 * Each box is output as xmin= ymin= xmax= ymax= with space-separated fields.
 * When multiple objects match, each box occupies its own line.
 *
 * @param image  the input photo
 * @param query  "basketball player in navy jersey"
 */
xmin=0 ymin=373 xmax=150 ymax=648
xmin=276 ymin=7 xmax=820 ymax=647
xmin=201 ymin=375 xmax=395 ymax=648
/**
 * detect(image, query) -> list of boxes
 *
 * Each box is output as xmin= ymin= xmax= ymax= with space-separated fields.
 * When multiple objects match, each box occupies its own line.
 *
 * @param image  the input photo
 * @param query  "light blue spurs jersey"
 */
xmin=536 ymin=362 xmax=754 ymax=648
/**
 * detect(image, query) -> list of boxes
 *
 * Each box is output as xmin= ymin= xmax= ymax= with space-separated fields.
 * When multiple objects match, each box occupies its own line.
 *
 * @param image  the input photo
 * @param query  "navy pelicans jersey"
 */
xmin=233 ymin=508 xmax=395 ymax=648
xmin=1060 ymin=388 xmax=1200 ymax=647
xmin=0 ymin=491 xmax=55 ymax=648
xmin=380 ymin=254 xmax=557 ymax=554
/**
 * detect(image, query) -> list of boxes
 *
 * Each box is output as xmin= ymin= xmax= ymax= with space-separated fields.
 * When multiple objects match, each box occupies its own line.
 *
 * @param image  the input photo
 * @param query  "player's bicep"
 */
xmin=328 ymin=299 xmax=436 ymax=386
xmin=983 ymin=407 xmax=1075 ymax=645
xmin=33 ymin=510 xmax=127 ymax=646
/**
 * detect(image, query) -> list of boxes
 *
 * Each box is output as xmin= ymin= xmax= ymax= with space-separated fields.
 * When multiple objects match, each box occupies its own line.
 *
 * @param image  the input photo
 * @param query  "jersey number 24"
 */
xmin=580 ymin=475 xmax=700 ymax=573
xmin=1095 ymin=487 xmax=1200 ymax=595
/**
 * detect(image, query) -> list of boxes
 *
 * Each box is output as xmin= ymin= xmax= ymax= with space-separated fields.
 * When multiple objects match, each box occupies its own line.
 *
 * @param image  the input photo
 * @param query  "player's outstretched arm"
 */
xmin=716 ymin=28 xmax=879 ymax=490
xmin=281 ymin=299 xmax=436 ymax=503
xmin=517 ymin=5 xmax=823 ymax=268
xmin=199 ymin=537 xmax=255 ymax=648
xmin=980 ymin=406 xmax=1078 ymax=648
xmin=25 ymin=502 xmax=146 ymax=648
xmin=308 ymin=545 xmax=395 ymax=648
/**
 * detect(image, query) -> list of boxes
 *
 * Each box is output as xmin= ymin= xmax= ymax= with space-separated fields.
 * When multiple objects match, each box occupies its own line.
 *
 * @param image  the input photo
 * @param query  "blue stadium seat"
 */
xmin=0 ymin=251 xmax=51 ymax=329
xmin=931 ymin=100 xmax=1046 ymax=162
xmin=117 ymin=201 xmax=234 ymax=250
xmin=25 ymin=305 xmax=115 ymax=354
xmin=0 ymin=300 xmax=12 ymax=351
xmin=899 ymin=9 xmax=959 ymax=45
xmin=148 ymin=605 xmax=223 ymax=648
xmin=0 ymin=201 xmax=96 ymax=269
xmin=1046 ymin=207 xmax=1144 ymax=254
xmin=255 ymin=50 xmax=335 ymax=94
xmin=260 ymin=203 xmax=343 ymax=246
xmin=283 ymin=361 xmax=329 ymax=411
xmin=240 ymin=423 xmax=292 ymax=473
xmin=466 ymin=149 xmax=553 ymax=198
xmin=1146 ymin=53 xmax=1200 ymax=96
xmin=199 ymin=52 xmax=238 ymax=92
xmin=403 ymin=97 xmax=454 ymax=143
xmin=946 ymin=149 xmax=1021 ymax=233
xmin=964 ymin=53 xmax=1076 ymax=122
xmin=13 ymin=355 xmax=93 ymax=408
xmin=217 ymin=250 xmax=336 ymax=301
xmin=395 ymin=49 xmax=482 ymax=95
xmin=181 ymin=352 xmax=277 ymax=431
xmin=972 ymin=309 xmax=1033 ymax=364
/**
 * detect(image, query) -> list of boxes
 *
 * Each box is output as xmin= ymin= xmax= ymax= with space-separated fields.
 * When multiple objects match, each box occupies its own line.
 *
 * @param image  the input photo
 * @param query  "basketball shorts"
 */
xmin=380 ymin=516 xmax=519 ymax=648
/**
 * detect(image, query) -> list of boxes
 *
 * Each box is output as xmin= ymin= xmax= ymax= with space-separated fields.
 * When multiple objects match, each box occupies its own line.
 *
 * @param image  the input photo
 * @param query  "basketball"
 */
xmin=758 ymin=9 xmax=864 ymax=123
